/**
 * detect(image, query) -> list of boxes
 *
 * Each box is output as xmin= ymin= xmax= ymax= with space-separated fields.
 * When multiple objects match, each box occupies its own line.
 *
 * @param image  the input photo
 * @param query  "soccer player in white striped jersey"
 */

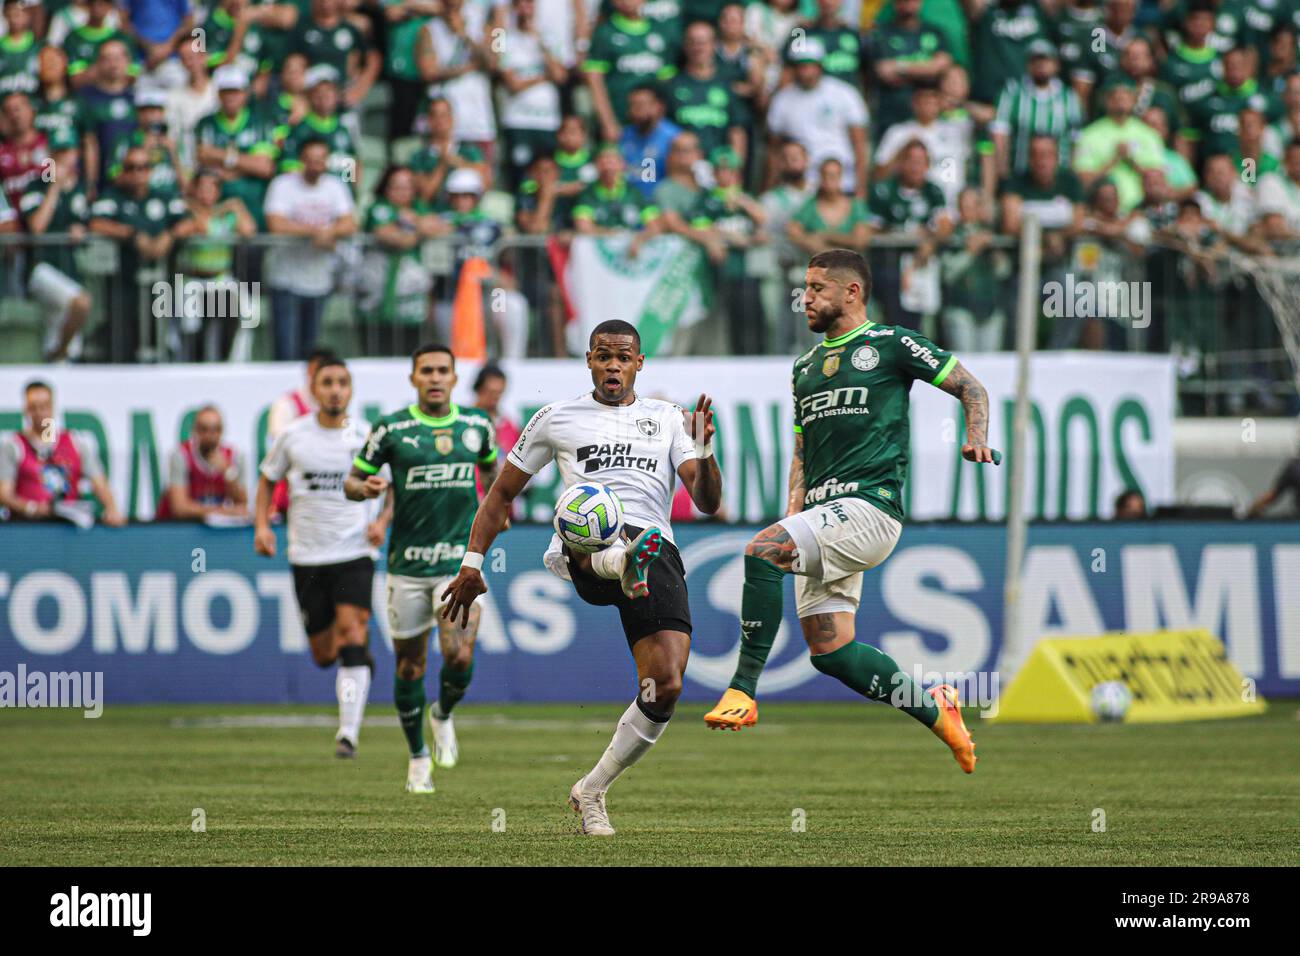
xmin=441 ymin=319 xmax=724 ymax=836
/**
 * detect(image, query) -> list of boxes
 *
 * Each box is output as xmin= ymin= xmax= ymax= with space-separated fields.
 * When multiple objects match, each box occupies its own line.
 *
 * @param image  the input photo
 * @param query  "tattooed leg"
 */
xmin=729 ymin=523 xmax=799 ymax=696
xmin=800 ymin=612 xmax=940 ymax=727
xmin=432 ymin=602 xmax=479 ymax=719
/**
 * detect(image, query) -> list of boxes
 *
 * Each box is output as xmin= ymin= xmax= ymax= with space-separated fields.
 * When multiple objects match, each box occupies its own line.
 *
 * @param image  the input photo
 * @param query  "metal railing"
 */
xmin=1 ymin=229 xmax=1296 ymax=415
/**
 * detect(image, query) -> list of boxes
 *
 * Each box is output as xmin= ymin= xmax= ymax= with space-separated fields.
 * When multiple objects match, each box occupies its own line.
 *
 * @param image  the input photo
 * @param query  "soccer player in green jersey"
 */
xmin=345 ymin=343 xmax=501 ymax=793
xmin=703 ymin=249 xmax=995 ymax=773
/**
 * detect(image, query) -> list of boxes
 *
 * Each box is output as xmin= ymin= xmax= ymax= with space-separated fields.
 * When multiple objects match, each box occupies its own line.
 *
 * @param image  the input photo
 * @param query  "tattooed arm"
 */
xmin=787 ymin=431 xmax=806 ymax=516
xmin=936 ymin=361 xmax=996 ymax=463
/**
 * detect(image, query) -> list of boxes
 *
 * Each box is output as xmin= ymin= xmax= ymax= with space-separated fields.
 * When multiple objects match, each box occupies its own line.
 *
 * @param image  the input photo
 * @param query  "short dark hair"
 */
xmin=298 ymin=136 xmax=330 ymax=156
xmin=194 ymin=403 xmax=222 ymax=418
xmin=306 ymin=346 xmax=338 ymax=368
xmin=412 ymin=342 xmax=455 ymax=368
xmin=23 ymin=379 xmax=52 ymax=397
xmin=807 ymin=250 xmax=873 ymax=300
xmin=589 ymin=319 xmax=641 ymax=350
xmin=1114 ymin=488 xmax=1145 ymax=512
xmin=313 ymin=357 xmax=349 ymax=380
xmin=629 ymin=82 xmax=664 ymax=105
xmin=899 ymin=137 xmax=930 ymax=160
xmin=375 ymin=164 xmax=414 ymax=201
xmin=473 ymin=363 xmax=506 ymax=392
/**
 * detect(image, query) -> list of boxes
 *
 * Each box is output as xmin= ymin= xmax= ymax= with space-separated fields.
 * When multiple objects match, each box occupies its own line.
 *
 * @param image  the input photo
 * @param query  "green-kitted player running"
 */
xmin=345 ymin=343 xmax=500 ymax=793
xmin=704 ymin=249 xmax=997 ymax=773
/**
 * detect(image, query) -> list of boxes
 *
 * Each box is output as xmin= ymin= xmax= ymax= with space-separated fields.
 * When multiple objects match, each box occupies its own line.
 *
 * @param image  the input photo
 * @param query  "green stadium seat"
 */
xmin=0 ymin=297 xmax=45 ymax=362
xmin=321 ymin=294 xmax=359 ymax=357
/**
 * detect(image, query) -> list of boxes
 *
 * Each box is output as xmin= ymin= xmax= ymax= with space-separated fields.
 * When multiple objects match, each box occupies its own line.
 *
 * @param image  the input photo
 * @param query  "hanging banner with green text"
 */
xmin=0 ymin=352 xmax=1173 ymax=523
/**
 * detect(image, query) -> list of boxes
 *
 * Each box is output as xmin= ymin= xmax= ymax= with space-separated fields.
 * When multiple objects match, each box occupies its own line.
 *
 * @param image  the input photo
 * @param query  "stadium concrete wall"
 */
xmin=0 ymin=521 xmax=1295 ymax=704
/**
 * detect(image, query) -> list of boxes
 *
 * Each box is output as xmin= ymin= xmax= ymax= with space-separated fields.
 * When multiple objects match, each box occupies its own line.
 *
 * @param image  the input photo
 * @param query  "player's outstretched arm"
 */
xmin=440 ymin=460 xmax=531 ymax=627
xmin=935 ymin=361 xmax=995 ymax=463
xmin=678 ymin=394 xmax=722 ymax=515
xmin=253 ymin=475 xmax=277 ymax=556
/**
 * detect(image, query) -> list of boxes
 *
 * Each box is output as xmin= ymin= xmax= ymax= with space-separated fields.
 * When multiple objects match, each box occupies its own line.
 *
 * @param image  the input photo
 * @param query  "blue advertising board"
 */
xmin=0 ymin=521 xmax=1296 ymax=703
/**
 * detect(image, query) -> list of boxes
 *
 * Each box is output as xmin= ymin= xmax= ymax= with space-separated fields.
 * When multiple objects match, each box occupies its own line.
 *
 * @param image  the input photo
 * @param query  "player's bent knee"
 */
xmin=644 ymin=670 xmax=683 ymax=707
xmin=310 ymin=647 xmax=337 ymax=668
xmin=444 ymin=650 xmax=474 ymax=671
xmin=395 ymin=659 xmax=426 ymax=681
xmin=335 ymin=617 xmax=367 ymax=647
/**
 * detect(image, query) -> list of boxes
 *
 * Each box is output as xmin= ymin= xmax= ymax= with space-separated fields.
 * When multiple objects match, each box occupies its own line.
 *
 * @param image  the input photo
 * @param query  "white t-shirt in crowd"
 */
xmin=528 ymin=0 xmax=588 ymax=68
xmin=498 ymin=30 xmax=561 ymax=132
xmin=1195 ymin=182 xmax=1258 ymax=239
xmin=424 ymin=16 xmax=497 ymax=142
xmin=1257 ymin=172 xmax=1300 ymax=233
xmin=767 ymin=77 xmax=869 ymax=193
xmin=263 ymin=172 xmax=355 ymax=297
xmin=165 ymin=82 xmax=220 ymax=173
xmin=508 ymin=392 xmax=696 ymax=544
xmin=875 ymin=117 xmax=972 ymax=210
xmin=259 ymin=414 xmax=375 ymax=566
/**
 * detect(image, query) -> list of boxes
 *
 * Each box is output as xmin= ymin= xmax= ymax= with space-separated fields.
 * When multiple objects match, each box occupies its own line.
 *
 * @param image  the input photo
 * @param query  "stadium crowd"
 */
xmin=0 ymin=0 xmax=1297 ymax=391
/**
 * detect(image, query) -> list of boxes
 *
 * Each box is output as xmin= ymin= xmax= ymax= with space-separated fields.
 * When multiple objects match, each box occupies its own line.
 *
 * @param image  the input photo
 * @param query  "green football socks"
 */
xmin=434 ymin=663 xmax=474 ymax=718
xmin=810 ymin=641 xmax=940 ymax=728
xmin=729 ymin=552 xmax=941 ymax=729
xmin=394 ymin=676 xmax=428 ymax=756
xmin=729 ymin=554 xmax=787 ymax=697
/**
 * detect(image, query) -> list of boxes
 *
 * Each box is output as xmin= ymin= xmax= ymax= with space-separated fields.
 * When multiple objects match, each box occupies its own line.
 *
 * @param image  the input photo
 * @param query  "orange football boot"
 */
xmin=703 ymin=688 xmax=758 ymax=730
xmin=928 ymin=683 xmax=977 ymax=773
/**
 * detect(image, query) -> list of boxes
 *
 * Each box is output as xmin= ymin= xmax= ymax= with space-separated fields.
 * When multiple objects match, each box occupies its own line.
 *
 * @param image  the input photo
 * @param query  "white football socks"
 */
xmin=589 ymin=541 xmax=628 ymax=580
xmin=336 ymin=665 xmax=371 ymax=743
xmin=583 ymin=699 xmax=669 ymax=793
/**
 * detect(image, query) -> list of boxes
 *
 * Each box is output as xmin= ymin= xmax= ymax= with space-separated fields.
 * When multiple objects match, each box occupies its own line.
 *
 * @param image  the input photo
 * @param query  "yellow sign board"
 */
xmin=995 ymin=630 xmax=1267 ymax=723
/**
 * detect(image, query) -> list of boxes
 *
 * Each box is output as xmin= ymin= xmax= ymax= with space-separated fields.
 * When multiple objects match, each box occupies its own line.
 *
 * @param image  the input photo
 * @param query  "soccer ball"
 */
xmin=554 ymin=482 xmax=625 ymax=553
xmin=1090 ymin=681 xmax=1132 ymax=723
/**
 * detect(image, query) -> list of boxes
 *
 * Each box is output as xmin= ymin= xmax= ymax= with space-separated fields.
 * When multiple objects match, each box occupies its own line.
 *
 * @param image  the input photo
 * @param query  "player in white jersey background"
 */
xmin=254 ymin=358 xmax=388 ymax=758
xmin=441 ymin=320 xmax=723 ymax=836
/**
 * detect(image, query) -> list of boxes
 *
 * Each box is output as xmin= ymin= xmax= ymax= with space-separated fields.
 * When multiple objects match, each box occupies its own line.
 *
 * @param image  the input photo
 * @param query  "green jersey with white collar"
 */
xmin=793 ymin=320 xmax=957 ymax=520
xmin=353 ymin=403 xmax=497 ymax=577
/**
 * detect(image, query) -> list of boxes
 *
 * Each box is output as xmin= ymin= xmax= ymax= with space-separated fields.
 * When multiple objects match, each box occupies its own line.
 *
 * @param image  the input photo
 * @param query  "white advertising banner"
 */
xmin=0 ymin=352 xmax=1174 ymax=522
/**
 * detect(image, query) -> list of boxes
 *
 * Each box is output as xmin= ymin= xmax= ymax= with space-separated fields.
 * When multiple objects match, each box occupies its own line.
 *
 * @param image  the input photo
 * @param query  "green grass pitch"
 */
xmin=2 ymin=701 xmax=1296 ymax=866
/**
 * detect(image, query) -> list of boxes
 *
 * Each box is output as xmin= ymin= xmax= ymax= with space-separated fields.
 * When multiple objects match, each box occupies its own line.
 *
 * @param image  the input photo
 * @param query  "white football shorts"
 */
xmin=387 ymin=572 xmax=457 ymax=638
xmin=778 ymin=496 xmax=902 ymax=618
